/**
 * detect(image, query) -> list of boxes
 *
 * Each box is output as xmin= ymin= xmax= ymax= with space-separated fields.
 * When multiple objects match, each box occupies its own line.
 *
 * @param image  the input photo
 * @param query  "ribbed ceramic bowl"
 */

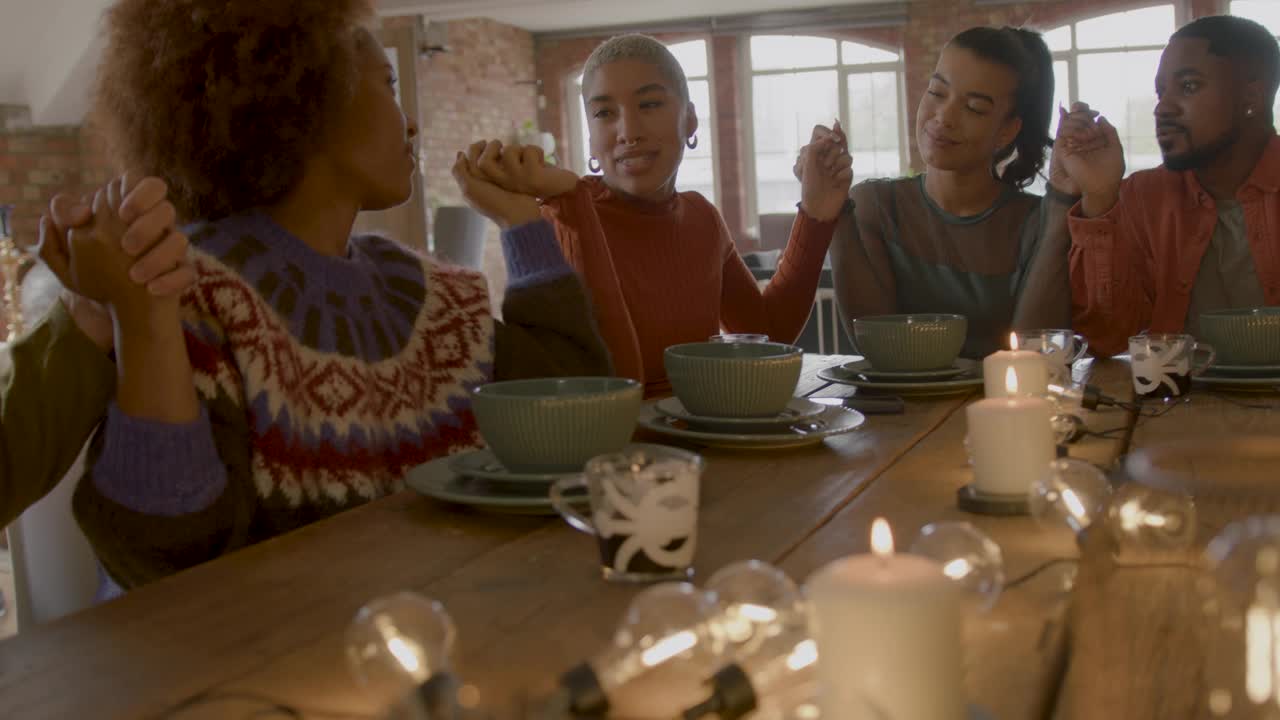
xmin=850 ymin=314 xmax=967 ymax=371
xmin=469 ymin=377 xmax=642 ymax=473
xmin=1198 ymin=307 xmax=1280 ymax=366
xmin=664 ymin=341 xmax=803 ymax=418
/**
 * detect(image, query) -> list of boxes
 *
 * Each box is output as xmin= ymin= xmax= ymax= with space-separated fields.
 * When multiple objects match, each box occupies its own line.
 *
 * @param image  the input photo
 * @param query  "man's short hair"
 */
xmin=1172 ymin=15 xmax=1280 ymax=122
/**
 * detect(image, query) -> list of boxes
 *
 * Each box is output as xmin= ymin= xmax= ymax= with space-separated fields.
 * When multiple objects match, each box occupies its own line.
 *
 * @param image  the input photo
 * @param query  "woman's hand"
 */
xmin=452 ymin=151 xmax=543 ymax=229
xmin=466 ymin=140 xmax=579 ymax=200
xmin=796 ymin=121 xmax=854 ymax=222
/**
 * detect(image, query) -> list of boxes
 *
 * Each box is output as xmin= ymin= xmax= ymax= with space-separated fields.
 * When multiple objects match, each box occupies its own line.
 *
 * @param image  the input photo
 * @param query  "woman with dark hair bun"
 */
xmin=824 ymin=26 xmax=1096 ymax=358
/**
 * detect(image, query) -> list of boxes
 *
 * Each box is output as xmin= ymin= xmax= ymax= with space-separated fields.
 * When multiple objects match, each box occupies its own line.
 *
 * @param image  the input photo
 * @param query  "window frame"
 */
xmin=741 ymin=34 xmax=907 ymax=232
xmin=565 ymin=37 xmax=721 ymax=205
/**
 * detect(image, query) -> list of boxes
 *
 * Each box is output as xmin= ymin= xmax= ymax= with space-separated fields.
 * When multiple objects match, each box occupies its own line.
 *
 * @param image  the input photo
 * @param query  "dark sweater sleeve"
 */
xmin=0 ymin=301 xmax=116 ymax=528
xmin=493 ymin=220 xmax=613 ymax=379
xmin=831 ymin=183 xmax=898 ymax=322
xmin=1011 ymin=185 xmax=1078 ymax=331
xmin=72 ymin=315 xmax=257 ymax=591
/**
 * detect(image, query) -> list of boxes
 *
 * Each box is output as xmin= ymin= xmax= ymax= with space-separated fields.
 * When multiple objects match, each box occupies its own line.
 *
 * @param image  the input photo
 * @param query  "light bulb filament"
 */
xmin=641 ymin=630 xmax=697 ymax=668
xmin=736 ymin=603 xmax=779 ymax=624
xmin=942 ymin=558 xmax=973 ymax=580
xmin=1060 ymin=488 xmax=1089 ymax=527
xmin=786 ymin=639 xmax=818 ymax=671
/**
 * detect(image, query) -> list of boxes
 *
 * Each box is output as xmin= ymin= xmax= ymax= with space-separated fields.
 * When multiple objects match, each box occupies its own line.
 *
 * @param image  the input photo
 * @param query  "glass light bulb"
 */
xmin=1107 ymin=482 xmax=1197 ymax=551
xmin=707 ymin=560 xmax=806 ymax=650
xmin=910 ymin=521 xmax=1005 ymax=613
xmin=1029 ymin=458 xmax=1112 ymax=535
xmin=345 ymin=592 xmax=456 ymax=707
xmin=1202 ymin=517 xmax=1280 ymax=714
xmin=594 ymin=582 xmax=726 ymax=694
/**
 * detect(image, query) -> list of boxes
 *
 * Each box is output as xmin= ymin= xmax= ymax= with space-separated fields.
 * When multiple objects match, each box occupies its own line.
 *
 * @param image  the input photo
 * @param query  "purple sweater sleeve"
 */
xmin=91 ymin=403 xmax=228 ymax=516
xmin=502 ymin=219 xmax=573 ymax=290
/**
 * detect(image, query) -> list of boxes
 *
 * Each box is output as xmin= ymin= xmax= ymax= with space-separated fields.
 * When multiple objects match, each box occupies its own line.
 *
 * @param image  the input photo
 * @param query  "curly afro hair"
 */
xmin=94 ymin=0 xmax=375 ymax=221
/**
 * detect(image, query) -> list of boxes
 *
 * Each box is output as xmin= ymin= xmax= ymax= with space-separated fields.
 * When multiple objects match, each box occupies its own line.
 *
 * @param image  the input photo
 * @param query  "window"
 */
xmin=1231 ymin=0 xmax=1280 ymax=128
xmin=568 ymin=39 xmax=717 ymax=203
xmin=1044 ymin=5 xmax=1177 ymax=179
xmin=747 ymin=35 xmax=905 ymax=223
xmin=1043 ymin=4 xmax=1177 ymax=186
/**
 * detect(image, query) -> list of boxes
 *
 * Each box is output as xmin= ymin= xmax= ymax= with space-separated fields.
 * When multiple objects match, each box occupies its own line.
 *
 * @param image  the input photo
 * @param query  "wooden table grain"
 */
xmin=0 ymin=356 xmax=1149 ymax=720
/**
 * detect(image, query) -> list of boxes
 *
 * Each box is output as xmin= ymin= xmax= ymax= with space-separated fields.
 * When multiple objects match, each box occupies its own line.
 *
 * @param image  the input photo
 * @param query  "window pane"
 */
xmin=846 ymin=71 xmax=902 ymax=181
xmin=1078 ymin=50 xmax=1163 ymax=173
xmin=753 ymin=70 xmax=839 ymax=214
xmin=840 ymin=41 xmax=899 ymax=65
xmin=751 ymin=35 xmax=838 ymax=71
xmin=1043 ymin=25 xmax=1072 ymax=52
xmin=667 ymin=39 xmax=709 ymax=79
xmin=1076 ymin=5 xmax=1176 ymax=50
xmin=679 ymin=79 xmax=716 ymax=202
xmin=1231 ymin=0 xmax=1280 ymax=34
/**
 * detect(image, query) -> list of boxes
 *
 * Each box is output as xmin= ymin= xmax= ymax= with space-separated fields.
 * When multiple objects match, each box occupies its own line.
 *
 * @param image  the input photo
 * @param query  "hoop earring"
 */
xmin=589 ymin=156 xmax=602 ymax=173
xmin=1247 ymin=107 xmax=1257 ymax=118
xmin=686 ymin=135 xmax=699 ymax=150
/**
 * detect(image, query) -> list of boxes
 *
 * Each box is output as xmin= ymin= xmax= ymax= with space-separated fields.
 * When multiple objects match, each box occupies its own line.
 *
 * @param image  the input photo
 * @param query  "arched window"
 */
xmin=567 ymin=39 xmax=717 ymax=204
xmin=1043 ymin=4 xmax=1178 ymax=184
xmin=1231 ymin=0 xmax=1280 ymax=128
xmin=747 ymin=35 xmax=905 ymax=225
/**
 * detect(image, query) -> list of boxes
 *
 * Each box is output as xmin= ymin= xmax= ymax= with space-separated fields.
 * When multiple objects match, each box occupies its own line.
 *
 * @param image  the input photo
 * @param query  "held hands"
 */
xmin=36 ymin=175 xmax=193 ymax=350
xmin=465 ymin=140 xmax=579 ymax=201
xmin=793 ymin=121 xmax=854 ymax=222
xmin=452 ymin=149 xmax=542 ymax=230
xmin=1050 ymin=102 xmax=1125 ymax=217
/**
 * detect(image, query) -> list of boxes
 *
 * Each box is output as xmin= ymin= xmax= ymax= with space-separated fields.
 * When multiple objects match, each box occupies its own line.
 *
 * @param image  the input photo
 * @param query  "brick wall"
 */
xmin=0 ymin=124 xmax=114 ymax=248
xmin=416 ymin=19 xmax=539 ymax=303
xmin=534 ymin=0 xmax=1231 ymax=246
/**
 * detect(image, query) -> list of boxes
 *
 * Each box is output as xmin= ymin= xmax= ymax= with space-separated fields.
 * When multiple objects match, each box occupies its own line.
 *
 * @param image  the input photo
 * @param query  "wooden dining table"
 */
xmin=0 ymin=353 xmax=1271 ymax=720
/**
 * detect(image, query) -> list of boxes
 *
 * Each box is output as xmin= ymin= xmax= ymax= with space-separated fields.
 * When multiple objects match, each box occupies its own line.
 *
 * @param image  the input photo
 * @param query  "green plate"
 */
xmin=1193 ymin=374 xmax=1280 ymax=393
xmin=406 ymin=456 xmax=586 ymax=515
xmin=637 ymin=404 xmax=865 ymax=449
xmin=448 ymin=448 xmax=577 ymax=484
xmin=839 ymin=358 xmax=971 ymax=381
xmin=1203 ymin=363 xmax=1280 ymax=377
xmin=654 ymin=397 xmax=826 ymax=431
xmin=818 ymin=361 xmax=984 ymax=397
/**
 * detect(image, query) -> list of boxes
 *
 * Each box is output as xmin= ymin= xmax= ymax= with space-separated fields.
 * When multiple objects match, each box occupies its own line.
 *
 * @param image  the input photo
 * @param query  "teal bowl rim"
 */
xmin=850 ymin=313 xmax=967 ymax=326
xmin=664 ymin=341 xmax=803 ymax=360
xmin=1199 ymin=307 xmax=1280 ymax=319
xmin=469 ymin=376 xmax=642 ymax=399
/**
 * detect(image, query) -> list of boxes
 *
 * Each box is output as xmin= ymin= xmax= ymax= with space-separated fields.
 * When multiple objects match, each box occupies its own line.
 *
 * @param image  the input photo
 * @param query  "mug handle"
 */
xmin=1069 ymin=334 xmax=1090 ymax=364
xmin=549 ymin=476 xmax=595 ymax=535
xmin=1191 ymin=342 xmax=1216 ymax=377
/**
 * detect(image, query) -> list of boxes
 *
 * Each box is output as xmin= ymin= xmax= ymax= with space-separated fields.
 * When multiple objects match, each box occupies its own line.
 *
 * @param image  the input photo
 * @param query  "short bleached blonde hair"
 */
xmin=581 ymin=34 xmax=690 ymax=103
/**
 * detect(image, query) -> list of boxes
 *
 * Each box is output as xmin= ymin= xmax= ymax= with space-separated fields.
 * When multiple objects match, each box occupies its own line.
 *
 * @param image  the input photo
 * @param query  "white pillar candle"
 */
xmin=983 ymin=332 xmax=1049 ymax=398
xmin=967 ymin=367 xmax=1056 ymax=495
xmin=806 ymin=519 xmax=965 ymax=720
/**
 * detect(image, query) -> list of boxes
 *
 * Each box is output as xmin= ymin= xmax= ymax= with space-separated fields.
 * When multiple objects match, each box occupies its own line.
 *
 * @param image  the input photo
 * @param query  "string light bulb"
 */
xmin=910 ymin=522 xmax=1006 ymax=613
xmin=553 ymin=582 xmax=727 ymax=717
xmin=345 ymin=592 xmax=462 ymax=719
xmin=681 ymin=560 xmax=813 ymax=720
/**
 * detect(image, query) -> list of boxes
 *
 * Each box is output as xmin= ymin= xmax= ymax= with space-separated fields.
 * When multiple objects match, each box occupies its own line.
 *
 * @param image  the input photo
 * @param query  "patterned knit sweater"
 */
xmin=71 ymin=213 xmax=598 ymax=592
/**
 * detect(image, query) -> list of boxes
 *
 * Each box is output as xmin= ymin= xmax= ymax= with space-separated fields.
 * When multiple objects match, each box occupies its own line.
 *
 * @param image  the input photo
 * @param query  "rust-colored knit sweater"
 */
xmin=543 ymin=177 xmax=837 ymax=395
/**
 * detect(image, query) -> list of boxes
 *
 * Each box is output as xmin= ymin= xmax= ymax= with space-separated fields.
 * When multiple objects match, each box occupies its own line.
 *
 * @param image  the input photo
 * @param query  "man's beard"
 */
xmin=1162 ymin=125 xmax=1240 ymax=171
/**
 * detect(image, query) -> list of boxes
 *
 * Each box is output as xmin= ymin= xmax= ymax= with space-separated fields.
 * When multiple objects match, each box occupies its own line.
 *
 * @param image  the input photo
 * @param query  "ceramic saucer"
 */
xmin=840 ymin=358 xmax=970 ymax=381
xmin=638 ymin=403 xmax=866 ymax=449
xmin=1192 ymin=374 xmax=1280 ymax=393
xmin=818 ymin=359 xmax=983 ymax=397
xmin=406 ymin=456 xmax=574 ymax=515
xmin=449 ymin=448 xmax=576 ymax=484
xmin=654 ymin=397 xmax=826 ymax=432
xmin=1203 ymin=363 xmax=1280 ymax=377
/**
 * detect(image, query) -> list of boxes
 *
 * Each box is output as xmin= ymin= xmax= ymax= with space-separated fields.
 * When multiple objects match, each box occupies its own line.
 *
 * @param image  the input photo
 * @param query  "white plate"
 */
xmin=638 ymin=404 xmax=866 ymax=449
xmin=654 ymin=397 xmax=826 ymax=431
xmin=840 ymin=358 xmax=970 ymax=381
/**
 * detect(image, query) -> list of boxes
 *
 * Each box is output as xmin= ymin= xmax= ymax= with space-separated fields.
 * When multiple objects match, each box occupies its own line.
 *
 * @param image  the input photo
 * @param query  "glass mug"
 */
xmin=550 ymin=446 xmax=703 ymax=582
xmin=1013 ymin=329 xmax=1089 ymax=385
xmin=1128 ymin=334 xmax=1216 ymax=399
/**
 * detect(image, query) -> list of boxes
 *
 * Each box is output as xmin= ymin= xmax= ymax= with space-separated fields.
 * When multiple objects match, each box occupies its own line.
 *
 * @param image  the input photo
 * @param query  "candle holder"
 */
xmin=956 ymin=484 xmax=1030 ymax=517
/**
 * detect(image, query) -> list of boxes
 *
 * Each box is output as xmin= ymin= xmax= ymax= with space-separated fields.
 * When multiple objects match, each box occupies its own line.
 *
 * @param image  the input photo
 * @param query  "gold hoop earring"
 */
xmin=686 ymin=135 xmax=699 ymax=150
xmin=589 ymin=156 xmax=601 ymax=173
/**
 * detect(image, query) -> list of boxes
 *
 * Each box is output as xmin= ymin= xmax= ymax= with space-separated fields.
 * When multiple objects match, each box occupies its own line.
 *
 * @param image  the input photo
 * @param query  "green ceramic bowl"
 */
xmin=850 ymin=314 xmax=967 ymax=371
xmin=664 ymin=341 xmax=803 ymax=418
xmin=469 ymin=377 xmax=643 ymax=473
xmin=1199 ymin=308 xmax=1280 ymax=366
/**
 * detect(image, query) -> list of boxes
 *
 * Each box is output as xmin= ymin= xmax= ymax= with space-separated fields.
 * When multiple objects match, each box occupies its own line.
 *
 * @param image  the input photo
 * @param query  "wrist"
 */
xmin=111 ymin=298 xmax=181 ymax=338
xmin=495 ymin=197 xmax=543 ymax=230
xmin=799 ymin=199 xmax=841 ymax=223
xmin=1080 ymin=188 xmax=1119 ymax=218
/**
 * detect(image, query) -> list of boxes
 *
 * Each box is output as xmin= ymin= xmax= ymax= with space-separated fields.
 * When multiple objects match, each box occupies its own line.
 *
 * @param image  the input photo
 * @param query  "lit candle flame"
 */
xmin=1009 ymin=332 xmax=1019 ymax=351
xmin=870 ymin=517 xmax=894 ymax=558
xmin=1005 ymin=366 xmax=1020 ymax=396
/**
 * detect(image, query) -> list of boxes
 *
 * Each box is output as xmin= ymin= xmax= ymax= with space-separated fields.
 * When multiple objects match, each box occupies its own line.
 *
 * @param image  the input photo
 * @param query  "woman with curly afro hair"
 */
xmin=36 ymin=0 xmax=611 ymax=596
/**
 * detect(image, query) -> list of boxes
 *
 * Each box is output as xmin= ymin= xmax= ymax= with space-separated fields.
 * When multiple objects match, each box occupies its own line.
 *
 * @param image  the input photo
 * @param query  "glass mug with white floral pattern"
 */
xmin=550 ymin=446 xmax=702 ymax=582
xmin=1129 ymin=334 xmax=1216 ymax=400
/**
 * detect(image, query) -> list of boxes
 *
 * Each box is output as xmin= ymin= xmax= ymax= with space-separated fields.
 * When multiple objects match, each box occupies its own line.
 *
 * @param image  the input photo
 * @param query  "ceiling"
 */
xmin=0 ymin=0 xmax=889 ymax=127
